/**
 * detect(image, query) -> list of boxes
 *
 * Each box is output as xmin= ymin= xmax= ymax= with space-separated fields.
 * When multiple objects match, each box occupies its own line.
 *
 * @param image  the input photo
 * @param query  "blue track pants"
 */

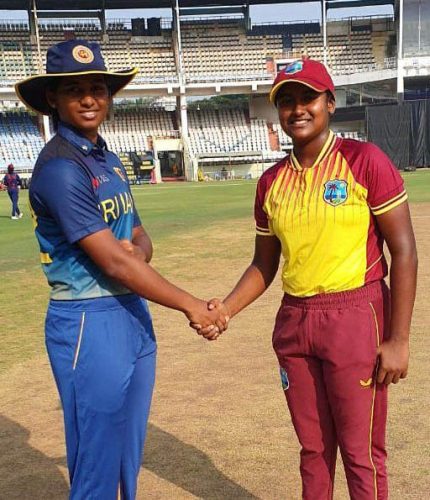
xmin=8 ymin=189 xmax=20 ymax=217
xmin=45 ymin=294 xmax=156 ymax=500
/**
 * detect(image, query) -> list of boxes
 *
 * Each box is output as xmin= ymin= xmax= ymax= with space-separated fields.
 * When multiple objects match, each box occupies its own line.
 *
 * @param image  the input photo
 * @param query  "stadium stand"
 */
xmin=291 ymin=30 xmax=376 ymax=74
xmin=1 ymin=8 xmax=424 ymax=178
xmin=0 ymin=19 xmax=178 ymax=85
xmin=181 ymin=18 xmax=278 ymax=81
xmin=99 ymin=106 xmax=176 ymax=153
xmin=0 ymin=111 xmax=45 ymax=165
xmin=187 ymin=108 xmax=271 ymax=157
xmin=272 ymin=122 xmax=293 ymax=150
xmin=103 ymin=22 xmax=177 ymax=82
xmin=0 ymin=15 xmax=397 ymax=85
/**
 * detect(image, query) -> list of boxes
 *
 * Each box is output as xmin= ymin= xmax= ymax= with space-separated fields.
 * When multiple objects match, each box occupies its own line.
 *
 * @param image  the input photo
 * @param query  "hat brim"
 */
xmin=269 ymin=78 xmax=334 ymax=105
xmin=15 ymin=68 xmax=138 ymax=115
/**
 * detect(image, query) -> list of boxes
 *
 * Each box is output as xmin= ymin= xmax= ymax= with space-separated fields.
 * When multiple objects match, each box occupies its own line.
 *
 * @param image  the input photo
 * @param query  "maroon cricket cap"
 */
xmin=270 ymin=58 xmax=335 ymax=104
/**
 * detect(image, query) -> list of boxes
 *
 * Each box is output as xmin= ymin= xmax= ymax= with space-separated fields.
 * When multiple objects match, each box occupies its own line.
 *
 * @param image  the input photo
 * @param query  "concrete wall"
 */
xmin=153 ymin=138 xmax=182 ymax=152
xmin=249 ymin=94 xmax=278 ymax=123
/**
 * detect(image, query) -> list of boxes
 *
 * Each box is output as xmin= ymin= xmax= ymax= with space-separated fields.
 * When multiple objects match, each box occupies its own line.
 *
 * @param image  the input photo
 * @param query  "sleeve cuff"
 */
xmin=256 ymin=225 xmax=274 ymax=236
xmin=371 ymin=191 xmax=408 ymax=216
xmin=69 ymin=222 xmax=109 ymax=245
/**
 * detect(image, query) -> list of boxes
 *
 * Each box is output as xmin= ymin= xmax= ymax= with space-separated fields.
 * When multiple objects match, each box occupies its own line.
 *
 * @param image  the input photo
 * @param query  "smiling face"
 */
xmin=46 ymin=74 xmax=111 ymax=142
xmin=276 ymin=82 xmax=335 ymax=147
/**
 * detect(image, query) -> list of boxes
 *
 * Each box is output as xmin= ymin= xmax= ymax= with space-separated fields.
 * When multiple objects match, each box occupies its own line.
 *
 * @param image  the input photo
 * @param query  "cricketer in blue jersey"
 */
xmin=16 ymin=39 xmax=227 ymax=500
xmin=30 ymin=121 xmax=140 ymax=300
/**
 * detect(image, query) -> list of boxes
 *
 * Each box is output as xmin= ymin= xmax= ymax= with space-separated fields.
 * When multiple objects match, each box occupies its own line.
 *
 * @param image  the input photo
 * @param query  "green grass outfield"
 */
xmin=1 ymin=169 xmax=429 ymax=374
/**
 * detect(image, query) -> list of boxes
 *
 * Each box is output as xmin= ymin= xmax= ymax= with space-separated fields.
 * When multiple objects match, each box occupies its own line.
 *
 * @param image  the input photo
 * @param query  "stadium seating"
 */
xmin=0 ymin=20 xmax=178 ymax=84
xmin=188 ymin=108 xmax=273 ymax=158
xmin=181 ymin=19 xmax=279 ymax=80
xmin=272 ymin=123 xmax=293 ymax=150
xmin=0 ymin=16 xmax=393 ymax=174
xmin=0 ymin=111 xmax=45 ymax=165
xmin=335 ymin=130 xmax=366 ymax=141
xmin=291 ymin=30 xmax=377 ymax=74
xmin=99 ymin=106 xmax=176 ymax=153
xmin=103 ymin=22 xmax=177 ymax=81
xmin=0 ymin=16 xmax=396 ymax=84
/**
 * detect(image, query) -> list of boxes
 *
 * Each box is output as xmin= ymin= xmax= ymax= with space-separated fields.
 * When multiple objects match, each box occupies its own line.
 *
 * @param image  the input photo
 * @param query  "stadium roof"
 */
xmin=0 ymin=0 xmax=395 ymax=11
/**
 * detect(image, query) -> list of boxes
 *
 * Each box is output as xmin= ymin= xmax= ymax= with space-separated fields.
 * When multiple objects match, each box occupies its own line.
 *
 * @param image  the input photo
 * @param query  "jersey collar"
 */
xmin=57 ymin=122 xmax=107 ymax=156
xmin=290 ymin=130 xmax=336 ymax=171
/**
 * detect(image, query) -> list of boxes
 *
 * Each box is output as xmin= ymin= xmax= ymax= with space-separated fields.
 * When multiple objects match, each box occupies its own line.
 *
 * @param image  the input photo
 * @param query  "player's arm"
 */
xmin=36 ymin=158 xmax=226 ymax=332
xmin=375 ymin=201 xmax=418 ymax=385
xmin=78 ymin=228 xmax=226 ymax=330
xmin=223 ymin=234 xmax=281 ymax=317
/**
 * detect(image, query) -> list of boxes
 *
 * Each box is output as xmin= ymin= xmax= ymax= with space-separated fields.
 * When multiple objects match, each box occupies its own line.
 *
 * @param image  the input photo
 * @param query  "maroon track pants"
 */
xmin=273 ymin=280 xmax=389 ymax=500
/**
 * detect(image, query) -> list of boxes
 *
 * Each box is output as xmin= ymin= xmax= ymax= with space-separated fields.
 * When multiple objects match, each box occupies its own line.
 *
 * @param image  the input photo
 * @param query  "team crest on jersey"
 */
xmin=72 ymin=45 xmax=94 ymax=64
xmin=323 ymin=179 xmax=348 ymax=207
xmin=284 ymin=60 xmax=303 ymax=75
xmin=280 ymin=366 xmax=289 ymax=391
xmin=113 ymin=167 xmax=127 ymax=182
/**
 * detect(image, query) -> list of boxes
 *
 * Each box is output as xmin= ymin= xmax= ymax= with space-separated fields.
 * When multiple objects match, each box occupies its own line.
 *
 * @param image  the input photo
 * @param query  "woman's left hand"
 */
xmin=119 ymin=239 xmax=147 ymax=261
xmin=376 ymin=338 xmax=409 ymax=385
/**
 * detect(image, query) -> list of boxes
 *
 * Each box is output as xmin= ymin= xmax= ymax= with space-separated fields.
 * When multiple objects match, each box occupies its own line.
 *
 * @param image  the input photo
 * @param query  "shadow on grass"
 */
xmin=0 ymin=414 xmax=69 ymax=499
xmin=144 ymin=423 xmax=259 ymax=499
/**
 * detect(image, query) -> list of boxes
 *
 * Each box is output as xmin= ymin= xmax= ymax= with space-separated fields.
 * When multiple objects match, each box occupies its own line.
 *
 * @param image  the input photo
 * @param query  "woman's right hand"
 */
xmin=186 ymin=298 xmax=229 ymax=341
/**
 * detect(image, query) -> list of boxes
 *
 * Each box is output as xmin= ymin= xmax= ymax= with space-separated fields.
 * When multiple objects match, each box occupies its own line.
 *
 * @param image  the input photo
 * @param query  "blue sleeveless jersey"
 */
xmin=29 ymin=122 xmax=141 ymax=300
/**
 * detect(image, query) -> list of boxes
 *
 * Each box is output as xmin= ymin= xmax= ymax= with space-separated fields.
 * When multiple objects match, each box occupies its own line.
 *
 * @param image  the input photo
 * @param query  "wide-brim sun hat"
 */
xmin=15 ymin=39 xmax=138 ymax=115
xmin=269 ymin=58 xmax=335 ymax=105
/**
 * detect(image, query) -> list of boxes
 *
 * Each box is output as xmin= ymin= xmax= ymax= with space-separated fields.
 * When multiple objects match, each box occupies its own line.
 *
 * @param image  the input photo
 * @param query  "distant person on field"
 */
xmin=197 ymin=165 xmax=205 ymax=181
xmin=3 ymin=163 xmax=23 ymax=219
xmin=15 ymin=39 xmax=227 ymax=500
xmin=193 ymin=58 xmax=417 ymax=500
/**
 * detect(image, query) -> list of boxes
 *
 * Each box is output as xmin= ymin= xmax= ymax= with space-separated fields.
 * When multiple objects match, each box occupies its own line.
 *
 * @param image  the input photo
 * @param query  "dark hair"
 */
xmin=326 ymin=90 xmax=335 ymax=103
xmin=45 ymin=78 xmax=61 ymax=131
xmin=46 ymin=77 xmax=62 ymax=98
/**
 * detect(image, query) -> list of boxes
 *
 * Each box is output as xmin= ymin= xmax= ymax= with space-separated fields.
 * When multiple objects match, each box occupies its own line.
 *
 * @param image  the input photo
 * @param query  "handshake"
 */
xmin=187 ymin=298 xmax=231 ymax=341
xmin=119 ymin=239 xmax=231 ymax=340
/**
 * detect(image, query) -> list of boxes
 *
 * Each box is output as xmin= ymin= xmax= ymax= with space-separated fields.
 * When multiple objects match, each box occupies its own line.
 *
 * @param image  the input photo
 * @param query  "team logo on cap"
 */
xmin=72 ymin=45 xmax=94 ymax=64
xmin=323 ymin=179 xmax=348 ymax=207
xmin=284 ymin=60 xmax=303 ymax=75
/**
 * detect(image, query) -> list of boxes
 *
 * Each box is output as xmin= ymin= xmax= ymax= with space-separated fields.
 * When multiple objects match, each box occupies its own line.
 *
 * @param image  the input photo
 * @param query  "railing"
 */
xmin=0 ymin=17 xmax=173 ymax=32
xmin=330 ymin=57 xmax=397 ymax=76
xmin=331 ymin=14 xmax=395 ymax=22
xmin=133 ymin=75 xmax=179 ymax=84
xmin=185 ymin=72 xmax=273 ymax=84
xmin=152 ymin=130 xmax=181 ymax=139
xmin=251 ymin=19 xmax=319 ymax=27
xmin=0 ymin=58 xmax=400 ymax=90
xmin=180 ymin=15 xmax=243 ymax=24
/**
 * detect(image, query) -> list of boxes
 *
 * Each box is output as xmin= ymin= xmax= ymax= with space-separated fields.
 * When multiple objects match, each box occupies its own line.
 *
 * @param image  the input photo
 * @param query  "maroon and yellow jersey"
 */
xmin=255 ymin=131 xmax=407 ymax=297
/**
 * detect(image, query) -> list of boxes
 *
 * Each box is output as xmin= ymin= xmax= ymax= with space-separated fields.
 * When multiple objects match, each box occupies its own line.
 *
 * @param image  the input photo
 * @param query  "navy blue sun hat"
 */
xmin=15 ymin=39 xmax=138 ymax=115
